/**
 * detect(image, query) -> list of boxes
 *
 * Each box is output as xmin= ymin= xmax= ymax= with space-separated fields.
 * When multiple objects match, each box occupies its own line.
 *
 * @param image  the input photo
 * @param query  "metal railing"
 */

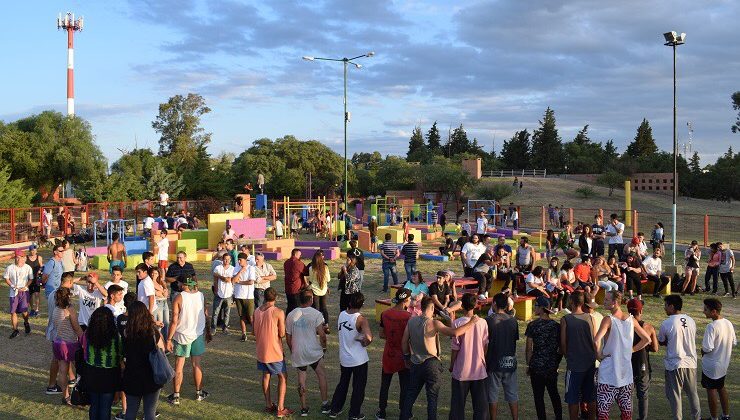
xmin=482 ymin=169 xmax=547 ymax=178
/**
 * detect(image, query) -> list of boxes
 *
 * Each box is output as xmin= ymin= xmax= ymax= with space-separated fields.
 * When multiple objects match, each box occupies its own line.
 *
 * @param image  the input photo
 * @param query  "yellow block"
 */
xmin=207 ymin=212 xmax=244 ymax=249
xmin=513 ymin=298 xmax=533 ymax=321
xmin=376 ymin=226 xmax=422 ymax=244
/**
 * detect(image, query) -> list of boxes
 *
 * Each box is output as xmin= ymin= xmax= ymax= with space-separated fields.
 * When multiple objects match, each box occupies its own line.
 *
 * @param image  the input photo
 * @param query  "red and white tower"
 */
xmin=57 ymin=12 xmax=84 ymax=116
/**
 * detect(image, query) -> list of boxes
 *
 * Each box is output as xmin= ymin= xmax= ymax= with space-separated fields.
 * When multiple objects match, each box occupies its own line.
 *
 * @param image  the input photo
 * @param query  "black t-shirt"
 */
xmin=165 ymin=262 xmax=196 ymax=293
xmin=525 ymin=318 xmax=562 ymax=372
xmin=474 ymin=253 xmax=493 ymax=271
xmin=443 ymin=237 xmax=454 ymax=251
xmin=122 ymin=330 xmax=162 ymax=396
xmin=485 ymin=313 xmax=519 ymax=372
xmin=455 ymin=237 xmax=468 ymax=250
xmin=592 ymin=224 xmax=605 ymax=242
xmin=428 ymin=281 xmax=451 ymax=303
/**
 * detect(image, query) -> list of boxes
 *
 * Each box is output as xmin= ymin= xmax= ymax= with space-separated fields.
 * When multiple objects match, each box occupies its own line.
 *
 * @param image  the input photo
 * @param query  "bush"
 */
xmin=474 ymin=182 xmax=514 ymax=201
xmin=574 ymin=186 xmax=597 ymax=199
xmin=597 ymin=171 xmax=626 ymax=196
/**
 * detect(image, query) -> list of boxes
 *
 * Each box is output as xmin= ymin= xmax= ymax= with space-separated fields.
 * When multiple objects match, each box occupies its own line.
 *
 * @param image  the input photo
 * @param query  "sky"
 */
xmin=2 ymin=0 xmax=739 ymax=167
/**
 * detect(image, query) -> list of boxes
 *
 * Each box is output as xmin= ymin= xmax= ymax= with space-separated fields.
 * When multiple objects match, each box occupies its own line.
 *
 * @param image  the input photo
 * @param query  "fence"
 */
xmin=482 ymin=169 xmax=547 ymax=178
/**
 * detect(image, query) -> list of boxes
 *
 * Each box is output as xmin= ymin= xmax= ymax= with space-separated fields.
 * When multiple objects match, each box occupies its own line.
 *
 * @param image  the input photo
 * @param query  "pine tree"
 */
xmin=604 ymin=139 xmax=618 ymax=160
xmin=407 ymin=126 xmax=426 ymax=162
xmin=500 ymin=130 xmax=531 ymax=170
xmin=448 ymin=124 xmax=472 ymax=156
xmin=530 ymin=107 xmax=565 ymax=172
xmin=426 ymin=122 xmax=442 ymax=155
xmin=688 ymin=152 xmax=701 ymax=175
xmin=573 ymin=125 xmax=591 ymax=145
xmin=626 ymin=118 xmax=658 ymax=158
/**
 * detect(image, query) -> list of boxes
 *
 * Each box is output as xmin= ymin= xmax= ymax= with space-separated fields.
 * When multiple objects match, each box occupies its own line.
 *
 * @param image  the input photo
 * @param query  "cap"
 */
xmin=436 ymin=270 xmax=447 ymax=277
xmin=371 ymin=215 xmax=377 ymax=220
xmin=393 ymin=288 xmax=411 ymax=303
xmin=184 ymin=277 xmax=197 ymax=287
xmin=28 ymin=244 xmax=38 ymax=250
xmin=14 ymin=250 xmax=25 ymax=257
xmin=534 ymin=296 xmax=555 ymax=314
xmin=626 ymin=298 xmax=643 ymax=315
xmin=585 ymin=300 xmax=599 ymax=309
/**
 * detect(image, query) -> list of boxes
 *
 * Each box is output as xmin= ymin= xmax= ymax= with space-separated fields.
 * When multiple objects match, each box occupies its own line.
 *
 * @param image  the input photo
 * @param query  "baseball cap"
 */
xmin=534 ymin=296 xmax=554 ymax=314
xmin=626 ymin=298 xmax=643 ymax=315
xmin=436 ymin=270 xmax=447 ymax=277
xmin=184 ymin=277 xmax=197 ymax=288
xmin=14 ymin=250 xmax=25 ymax=257
xmin=393 ymin=288 xmax=411 ymax=303
xmin=28 ymin=244 xmax=38 ymax=250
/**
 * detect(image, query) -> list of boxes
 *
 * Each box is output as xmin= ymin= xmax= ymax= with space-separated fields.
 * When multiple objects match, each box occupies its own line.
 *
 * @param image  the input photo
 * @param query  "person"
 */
xmin=135 ymin=263 xmax=156 ymax=315
xmin=211 ymin=253 xmax=235 ymax=333
xmin=45 ymin=272 xmax=76 ymax=396
xmin=472 ymin=246 xmax=496 ymax=300
xmin=165 ymin=276 xmax=212 ymax=405
xmin=401 ymin=234 xmax=420 ymax=283
xmin=338 ymin=254 xmax=362 ymax=312
xmin=429 ymin=270 xmax=462 ymax=322
xmin=624 ymin=252 xmax=645 ymax=301
xmin=450 ymin=294 xmax=489 ymax=420
xmin=462 ymin=234 xmax=486 ymax=278
xmin=257 ymin=172 xmax=265 ymax=194
xmin=403 ymin=271 xmax=429 ymax=315
xmin=705 ymin=243 xmax=721 ymax=295
xmin=159 ymin=190 xmax=169 ymax=215
xmin=286 ymin=289 xmax=330 ymax=417
xmin=717 ymin=242 xmax=735 ymax=298
xmin=452 ymin=230 xmax=470 ymax=258
xmin=222 ymin=222 xmax=236 ymax=242
xmin=25 ymin=244 xmax=43 ymax=317
xmin=592 ymin=256 xmax=618 ymax=293
xmin=578 ymin=225 xmax=595 ymax=261
xmin=165 ymin=251 xmax=196 ymax=301
xmin=234 ymin=252 xmax=256 ymax=341
xmin=84 ymin=307 xmax=123 ymax=420
xmin=643 ymin=248 xmax=671 ymax=297
xmin=253 ymin=251 xmax=277 ymax=308
xmin=253 ymin=287 xmax=292 ymax=417
xmin=307 ymin=249 xmax=331 ymax=326
xmin=523 ymin=266 xmax=548 ymax=299
xmin=107 ymin=233 xmax=127 ymax=274
xmin=73 ymin=273 xmax=108 ymax=330
xmin=683 ymin=241 xmax=701 ymax=295
xmin=400 ymin=296 xmax=479 ymax=420
xmin=122 ymin=300 xmax=164 ymax=419
xmin=379 ymin=233 xmax=400 ymax=292
xmin=510 ymin=206 xmax=519 ymax=229
xmin=545 ymin=229 xmax=558 ymax=259
xmin=283 ymin=249 xmax=305 ymax=315
xmin=627 ymin=299 xmax=659 ymax=420
xmin=155 ymin=230 xmax=170 ymax=270
xmin=574 ymin=258 xmax=595 ymax=298
xmin=440 ymin=232 xmax=455 ymax=259
xmin=526 ymin=296 xmax=563 ymax=420
xmin=476 ymin=211 xmax=488 ymax=235
xmin=593 ymin=291 xmax=651 ymax=420
xmin=42 ymin=243 xmax=65 ymax=301
xmin=51 ymin=286 xmax=84 ymax=405
xmin=4 ymin=250 xmax=34 ymax=338
xmin=104 ymin=284 xmax=125 ymax=318
xmin=104 ymin=266 xmax=129 ymax=314
xmin=274 ymin=218 xmax=284 ymax=239
xmin=368 ymin=216 xmax=378 ymax=253
xmin=143 ymin=213 xmax=155 ymax=238
xmin=61 ymin=240 xmax=77 ymax=276
xmin=348 ymin=240 xmax=366 ymax=288
xmin=700 ymin=298 xmax=736 ymax=420
xmin=485 ymin=292 xmax=520 ymax=420
xmin=605 ymin=256 xmax=624 ymax=293
xmin=605 ymin=213 xmax=625 ymax=261
xmin=377 ymin=288 xmax=412 ymax=420
xmin=560 ymin=292 xmax=597 ymax=420
xmin=658 ymin=294 xmax=701 ymax=420
xmin=651 ymin=222 xmax=665 ymax=253
xmin=591 ymin=214 xmax=606 ymax=257
xmin=327 ymin=292 xmax=371 ymax=420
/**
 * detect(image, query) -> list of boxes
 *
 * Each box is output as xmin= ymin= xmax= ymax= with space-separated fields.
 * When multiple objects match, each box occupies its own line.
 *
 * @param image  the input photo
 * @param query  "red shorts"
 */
xmin=158 ymin=260 xmax=169 ymax=270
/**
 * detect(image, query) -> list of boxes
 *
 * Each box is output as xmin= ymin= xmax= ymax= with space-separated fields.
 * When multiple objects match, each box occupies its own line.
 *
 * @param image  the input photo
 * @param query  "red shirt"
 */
xmin=380 ymin=308 xmax=412 ymax=374
xmin=283 ymin=257 xmax=306 ymax=295
xmin=574 ymin=263 xmax=592 ymax=282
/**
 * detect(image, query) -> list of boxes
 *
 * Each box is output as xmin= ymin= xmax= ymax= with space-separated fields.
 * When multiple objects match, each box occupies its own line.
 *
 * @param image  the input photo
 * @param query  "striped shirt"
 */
xmin=402 ymin=242 xmax=419 ymax=264
xmin=379 ymin=242 xmax=398 ymax=263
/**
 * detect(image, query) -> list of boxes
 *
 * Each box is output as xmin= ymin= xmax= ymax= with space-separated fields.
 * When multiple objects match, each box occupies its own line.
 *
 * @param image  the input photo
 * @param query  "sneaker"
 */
xmin=155 ymin=412 xmax=160 ymax=418
xmin=321 ymin=402 xmax=332 ymax=414
xmin=9 ymin=329 xmax=19 ymax=339
xmin=350 ymin=414 xmax=366 ymax=420
xmin=276 ymin=408 xmax=294 ymax=418
xmin=45 ymin=384 xmax=63 ymax=395
xmin=222 ymin=327 xmax=229 ymax=335
xmin=166 ymin=393 xmax=180 ymax=405
xmin=265 ymin=403 xmax=278 ymax=413
xmin=300 ymin=407 xmax=309 ymax=417
xmin=67 ymin=378 xmax=76 ymax=387
xmin=724 ymin=293 xmax=731 ymax=297
xmin=196 ymin=389 xmax=209 ymax=401
xmin=375 ymin=409 xmax=387 ymax=420
xmin=24 ymin=321 xmax=31 ymax=334
xmin=240 ymin=333 xmax=247 ymax=342
xmin=328 ymin=410 xmax=342 ymax=418
xmin=114 ymin=412 xmax=126 ymax=420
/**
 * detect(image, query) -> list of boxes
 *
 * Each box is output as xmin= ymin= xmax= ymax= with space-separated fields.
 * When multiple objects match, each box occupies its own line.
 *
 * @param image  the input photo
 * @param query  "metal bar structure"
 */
xmin=271 ymin=197 xmax=338 ymax=240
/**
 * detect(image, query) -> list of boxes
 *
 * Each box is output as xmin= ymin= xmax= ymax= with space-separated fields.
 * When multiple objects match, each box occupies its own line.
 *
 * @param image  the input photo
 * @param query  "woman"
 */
xmin=308 ymin=250 xmax=331 ymax=325
xmin=545 ymin=229 xmax=558 ymax=259
xmin=84 ymin=307 xmax=123 ymax=420
xmin=61 ymin=240 xmax=77 ymax=276
xmin=525 ymin=266 xmax=547 ymax=298
xmin=558 ymin=221 xmax=577 ymax=260
xmin=494 ymin=246 xmax=513 ymax=293
xmin=578 ymin=225 xmax=595 ymax=261
xmin=26 ymin=244 xmax=43 ymax=317
xmin=704 ymin=243 xmax=721 ymax=294
xmin=403 ymin=271 xmax=429 ymax=315
xmin=122 ymin=301 xmax=164 ymax=420
xmin=683 ymin=240 xmax=701 ymax=295
xmin=623 ymin=253 xmax=644 ymax=301
xmin=593 ymin=256 xmax=618 ymax=292
xmin=545 ymin=257 xmax=564 ymax=312
xmin=52 ymin=286 xmax=84 ymax=405
xmin=651 ymin=222 xmax=665 ymax=253
xmin=559 ymin=260 xmax=577 ymax=305
xmin=623 ymin=237 xmax=641 ymax=260
xmin=338 ymin=254 xmax=361 ymax=312
xmin=606 ymin=256 xmax=624 ymax=293
xmin=150 ymin=267 xmax=170 ymax=339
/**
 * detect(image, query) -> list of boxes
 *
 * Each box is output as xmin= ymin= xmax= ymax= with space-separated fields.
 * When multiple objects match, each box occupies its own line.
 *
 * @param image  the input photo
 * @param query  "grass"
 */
xmin=0 ymin=243 xmax=738 ymax=419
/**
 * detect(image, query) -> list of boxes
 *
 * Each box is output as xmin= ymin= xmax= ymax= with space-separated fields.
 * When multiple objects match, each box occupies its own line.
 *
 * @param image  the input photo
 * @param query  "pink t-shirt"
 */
xmin=451 ymin=316 xmax=489 ymax=381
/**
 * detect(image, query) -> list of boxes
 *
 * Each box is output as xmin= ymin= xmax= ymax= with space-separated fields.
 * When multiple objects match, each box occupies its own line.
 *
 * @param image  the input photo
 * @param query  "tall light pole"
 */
xmin=57 ymin=12 xmax=84 ymax=116
xmin=664 ymin=31 xmax=685 ymax=265
xmin=303 ymin=52 xmax=375 ymax=208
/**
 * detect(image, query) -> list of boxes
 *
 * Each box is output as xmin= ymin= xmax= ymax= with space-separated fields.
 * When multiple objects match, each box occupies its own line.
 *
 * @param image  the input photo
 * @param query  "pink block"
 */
xmin=86 ymin=246 xmax=108 ymax=256
xmin=228 ymin=218 xmax=267 ymax=239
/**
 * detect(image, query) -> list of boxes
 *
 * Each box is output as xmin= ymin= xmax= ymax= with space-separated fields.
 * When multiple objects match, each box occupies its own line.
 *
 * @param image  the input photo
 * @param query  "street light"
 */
xmin=303 ymin=51 xmax=375 ymax=208
xmin=664 ymin=31 xmax=685 ymax=266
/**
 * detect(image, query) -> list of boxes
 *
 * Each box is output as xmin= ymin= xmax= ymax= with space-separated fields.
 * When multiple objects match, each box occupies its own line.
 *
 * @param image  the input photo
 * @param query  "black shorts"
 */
xmin=296 ymin=358 xmax=322 ymax=372
xmin=28 ymin=282 xmax=41 ymax=294
xmin=701 ymin=373 xmax=725 ymax=390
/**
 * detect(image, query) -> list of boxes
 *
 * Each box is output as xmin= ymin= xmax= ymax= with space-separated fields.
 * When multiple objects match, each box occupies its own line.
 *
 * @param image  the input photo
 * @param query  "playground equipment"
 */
xmin=92 ymin=219 xmax=139 ymax=248
xmin=466 ymin=199 xmax=504 ymax=228
xmin=271 ymin=196 xmax=339 ymax=240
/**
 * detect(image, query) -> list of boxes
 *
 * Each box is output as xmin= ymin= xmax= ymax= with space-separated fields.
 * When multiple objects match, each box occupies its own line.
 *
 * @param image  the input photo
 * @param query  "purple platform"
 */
xmin=296 ymin=247 xmax=341 ymax=260
xmin=294 ymin=240 xmax=340 ymax=248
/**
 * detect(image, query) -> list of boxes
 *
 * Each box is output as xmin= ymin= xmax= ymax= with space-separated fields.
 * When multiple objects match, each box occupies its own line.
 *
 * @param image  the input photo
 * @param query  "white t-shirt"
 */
xmin=157 ymin=238 xmax=170 ymax=261
xmin=476 ymin=217 xmax=487 ymax=234
xmin=606 ymin=222 xmax=625 ymax=244
xmin=137 ymin=277 xmax=157 ymax=312
xmin=104 ymin=280 xmax=129 ymax=312
xmin=510 ymin=210 xmax=518 ymax=221
xmin=105 ymin=303 xmax=123 ymax=318
xmin=642 ymin=256 xmax=662 ymax=276
xmin=462 ymin=242 xmax=486 ymax=268
xmin=74 ymin=284 xmax=104 ymax=326
xmin=3 ymin=263 xmax=34 ymax=297
xmin=701 ymin=318 xmax=737 ymax=379
xmin=213 ymin=264 xmax=235 ymax=298
xmin=233 ymin=265 xmax=256 ymax=300
xmin=286 ymin=306 xmax=326 ymax=367
xmin=159 ymin=192 xmax=169 ymax=206
xmin=658 ymin=313 xmax=697 ymax=370
xmin=275 ymin=220 xmax=284 ymax=236
xmin=525 ymin=273 xmax=545 ymax=293
xmin=143 ymin=217 xmax=155 ymax=230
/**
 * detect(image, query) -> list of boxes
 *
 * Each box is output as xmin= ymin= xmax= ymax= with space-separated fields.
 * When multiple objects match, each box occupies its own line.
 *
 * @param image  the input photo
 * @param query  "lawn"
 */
xmin=0 ymin=245 xmax=738 ymax=419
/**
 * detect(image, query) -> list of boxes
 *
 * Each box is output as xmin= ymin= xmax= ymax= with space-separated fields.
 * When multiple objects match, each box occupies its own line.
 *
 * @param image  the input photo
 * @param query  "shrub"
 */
xmin=575 ymin=186 xmax=597 ymax=199
xmin=474 ymin=182 xmax=514 ymax=201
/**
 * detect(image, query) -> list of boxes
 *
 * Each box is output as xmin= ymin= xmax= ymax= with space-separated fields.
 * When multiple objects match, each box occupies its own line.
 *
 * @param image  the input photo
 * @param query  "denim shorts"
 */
xmin=486 ymin=370 xmax=518 ymax=402
xmin=258 ymin=360 xmax=287 ymax=375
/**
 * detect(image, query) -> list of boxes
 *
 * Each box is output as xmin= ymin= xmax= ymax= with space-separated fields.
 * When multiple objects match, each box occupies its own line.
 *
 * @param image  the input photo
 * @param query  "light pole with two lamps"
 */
xmin=302 ymin=52 xmax=375 ymax=208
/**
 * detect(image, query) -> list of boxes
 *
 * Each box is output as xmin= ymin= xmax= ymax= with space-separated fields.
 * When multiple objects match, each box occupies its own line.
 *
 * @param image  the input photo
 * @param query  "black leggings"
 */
xmin=626 ymin=271 xmax=642 ymax=296
xmin=312 ymin=294 xmax=329 ymax=325
xmin=472 ymin=271 xmax=493 ymax=294
xmin=497 ymin=271 xmax=512 ymax=291
xmin=705 ymin=266 xmax=720 ymax=293
xmin=719 ymin=272 xmax=736 ymax=296
xmin=530 ymin=370 xmax=562 ymax=420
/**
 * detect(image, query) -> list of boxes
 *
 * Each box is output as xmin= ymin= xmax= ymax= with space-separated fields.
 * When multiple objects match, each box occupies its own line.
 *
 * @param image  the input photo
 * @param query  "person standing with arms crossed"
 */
xmin=560 ymin=292 xmax=597 ymax=420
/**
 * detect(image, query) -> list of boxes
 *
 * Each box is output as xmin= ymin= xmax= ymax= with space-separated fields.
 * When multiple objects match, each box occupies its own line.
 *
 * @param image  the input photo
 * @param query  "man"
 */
xmin=494 ymin=236 xmax=512 ymax=256
xmin=700 ymin=298 xmax=736 ymax=420
xmin=156 ymin=229 xmax=170 ymax=270
xmin=368 ymin=216 xmax=378 ymax=253
xmin=135 ymin=263 xmax=156 ymax=315
xmin=253 ymin=287 xmax=292 ymax=417
xmin=73 ymin=273 xmax=108 ymax=329
xmin=643 ymin=248 xmax=671 ymax=297
xmin=253 ymin=252 xmax=277 ymax=308
xmin=591 ymin=214 xmax=606 ymax=257
xmin=166 ymin=277 xmax=212 ymax=405
xmin=283 ymin=249 xmax=306 ymax=315
xmin=379 ymin=233 xmax=400 ymax=292
xmin=428 ymin=270 xmax=462 ymax=322
xmin=165 ymin=251 xmax=196 ymax=301
xmin=485 ymin=293 xmax=520 ymax=420
xmin=142 ymin=251 xmax=155 ymax=270
xmin=515 ymin=236 xmax=534 ymax=273
xmin=143 ymin=212 xmax=155 ymax=237
xmin=593 ymin=291 xmax=651 ymax=419
xmin=476 ymin=211 xmax=488 ymax=235
xmin=627 ymin=298 xmax=659 ymax=420
xmin=717 ymin=242 xmax=735 ymax=298
xmin=4 ymin=250 xmax=34 ymax=338
xmin=401 ymin=234 xmax=420 ymax=283
xmin=234 ymin=252 xmax=256 ymax=341
xmin=400 ymin=296 xmax=479 ymax=420
xmin=450 ymin=294 xmax=489 ymax=420
xmin=548 ymin=204 xmax=556 ymax=227
xmin=439 ymin=233 xmax=455 ymax=260
xmin=107 ymin=232 xmax=127 ymax=273
xmin=462 ymin=234 xmax=486 ymax=278
xmin=225 ymin=239 xmax=238 ymax=267
xmin=658 ymin=294 xmax=701 ymax=420
xmin=286 ymin=289 xmax=330 ymax=417
xmin=376 ymin=288 xmax=412 ymax=420
xmin=257 ymin=172 xmax=265 ymax=194
xmin=560 ymin=292 xmax=597 ymax=420
xmin=472 ymin=246 xmax=496 ymax=300
xmin=510 ymin=207 xmax=519 ymax=230
xmin=328 ymin=292 xmax=372 ymax=420
xmin=636 ymin=232 xmax=649 ymax=260
xmin=104 ymin=284 xmax=125 ymax=318
xmin=525 ymin=296 xmax=563 ymax=420
xmin=104 ymin=265 xmax=129 ymax=312
xmin=348 ymin=240 xmax=365 ymax=288
xmin=41 ymin=244 xmax=65 ymax=300
xmin=605 ymin=213 xmax=624 ymax=260
xmin=212 ymin=253 xmax=235 ymax=333
xmin=159 ymin=189 xmax=169 ymax=215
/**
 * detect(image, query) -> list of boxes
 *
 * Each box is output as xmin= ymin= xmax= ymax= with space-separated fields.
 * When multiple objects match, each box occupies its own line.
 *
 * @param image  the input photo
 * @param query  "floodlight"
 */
xmin=663 ymin=31 xmax=677 ymax=42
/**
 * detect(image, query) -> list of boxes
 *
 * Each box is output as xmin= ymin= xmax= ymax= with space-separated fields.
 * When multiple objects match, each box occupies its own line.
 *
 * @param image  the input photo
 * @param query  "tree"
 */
xmin=75 ymin=173 xmax=132 ymax=203
xmin=406 ymin=126 xmax=428 ymax=162
xmin=732 ymin=91 xmax=740 ymax=133
xmin=144 ymin=163 xmax=186 ymax=200
xmin=563 ymin=125 xmax=606 ymax=174
xmin=351 ymin=151 xmax=383 ymax=169
xmin=688 ymin=152 xmax=702 ymax=175
xmin=417 ymin=156 xmax=475 ymax=207
xmin=448 ymin=124 xmax=473 ymax=157
xmin=499 ymin=130 xmax=531 ymax=170
xmin=573 ymin=125 xmax=591 ymax=146
xmin=597 ymin=171 xmax=626 ymax=196
xmin=530 ymin=107 xmax=565 ymax=173
xmin=110 ymin=148 xmax=160 ymax=200
xmin=474 ymin=181 xmax=513 ymax=201
xmin=0 ymin=165 xmax=34 ymax=208
xmin=426 ymin=122 xmax=442 ymax=155
xmin=152 ymin=93 xmax=212 ymax=168
xmin=604 ymin=139 xmax=618 ymax=160
xmin=626 ymin=118 xmax=658 ymax=158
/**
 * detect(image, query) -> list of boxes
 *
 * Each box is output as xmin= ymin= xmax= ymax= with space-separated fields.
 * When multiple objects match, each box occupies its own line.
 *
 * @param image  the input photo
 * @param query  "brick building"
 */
xmin=630 ymin=172 xmax=676 ymax=194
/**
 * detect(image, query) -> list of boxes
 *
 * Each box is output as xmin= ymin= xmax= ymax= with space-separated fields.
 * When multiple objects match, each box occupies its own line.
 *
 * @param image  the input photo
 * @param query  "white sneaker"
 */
xmin=485 ymin=292 xmax=489 ymax=298
xmin=478 ymin=294 xmax=487 ymax=300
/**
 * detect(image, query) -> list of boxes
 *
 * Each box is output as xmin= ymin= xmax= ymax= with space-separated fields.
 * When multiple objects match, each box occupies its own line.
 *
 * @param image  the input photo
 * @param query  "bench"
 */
xmin=460 ymin=291 xmax=535 ymax=321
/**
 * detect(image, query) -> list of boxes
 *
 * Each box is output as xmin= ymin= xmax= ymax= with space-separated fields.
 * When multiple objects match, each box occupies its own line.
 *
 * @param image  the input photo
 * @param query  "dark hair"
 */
xmin=107 ymin=284 xmax=124 ymax=297
xmin=142 ymin=251 xmax=154 ymax=261
xmin=123 ymin=292 xmax=137 ymax=311
xmin=237 ymin=252 xmax=248 ymax=261
xmin=704 ymin=298 xmax=722 ymax=313
xmin=570 ymin=291 xmax=585 ymax=308
xmin=135 ymin=263 xmax=149 ymax=273
xmin=55 ymin=287 xmax=72 ymax=308
xmin=125 ymin=301 xmax=157 ymax=341
xmin=111 ymin=265 xmax=123 ymax=273
xmin=532 ymin=266 xmax=544 ymax=276
xmin=299 ymin=289 xmax=314 ymax=305
xmin=520 ymin=236 xmax=528 ymax=243
xmin=493 ymin=293 xmax=508 ymax=311
xmin=291 ymin=248 xmax=301 ymax=257
xmin=561 ymin=261 xmax=573 ymax=271
xmin=407 ymin=234 xmax=414 ymax=241
xmin=420 ymin=296 xmax=435 ymax=312
xmin=222 ymin=252 xmax=232 ymax=261
xmin=461 ymin=294 xmax=477 ymax=311
xmin=112 ymin=232 xmax=120 ymax=241
xmin=264 ymin=287 xmax=277 ymax=302
xmin=349 ymin=240 xmax=357 ymax=248
xmin=61 ymin=272 xmax=75 ymax=283
xmin=637 ymin=232 xmax=644 ymax=237
xmin=87 ymin=306 xmax=119 ymax=350
xmin=610 ymin=213 xmax=618 ymax=220
xmin=385 ymin=233 xmax=392 ymax=240
xmin=461 ymin=230 xmax=468 ymax=236
xmin=664 ymin=294 xmax=683 ymax=311
xmin=348 ymin=292 xmax=365 ymax=309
